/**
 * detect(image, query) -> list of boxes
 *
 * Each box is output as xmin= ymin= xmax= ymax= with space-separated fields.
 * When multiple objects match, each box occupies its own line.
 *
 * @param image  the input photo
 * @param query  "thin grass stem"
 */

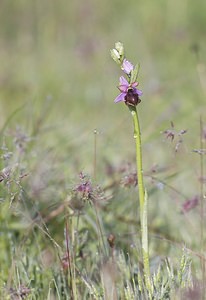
xmin=199 ymin=116 xmax=205 ymax=299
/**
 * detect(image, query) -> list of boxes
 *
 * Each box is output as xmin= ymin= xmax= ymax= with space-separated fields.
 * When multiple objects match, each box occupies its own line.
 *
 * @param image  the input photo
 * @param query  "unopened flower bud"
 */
xmin=111 ymin=42 xmax=125 ymax=64
xmin=115 ymin=42 xmax=124 ymax=57
xmin=110 ymin=49 xmax=121 ymax=64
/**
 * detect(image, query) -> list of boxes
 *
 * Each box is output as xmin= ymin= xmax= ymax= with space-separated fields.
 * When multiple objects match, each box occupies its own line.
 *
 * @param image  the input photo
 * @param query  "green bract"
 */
xmin=130 ymin=63 xmax=140 ymax=83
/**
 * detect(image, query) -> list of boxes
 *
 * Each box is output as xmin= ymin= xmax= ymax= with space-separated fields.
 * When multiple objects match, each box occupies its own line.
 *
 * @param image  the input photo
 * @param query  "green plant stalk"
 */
xmin=129 ymin=106 xmax=150 ymax=284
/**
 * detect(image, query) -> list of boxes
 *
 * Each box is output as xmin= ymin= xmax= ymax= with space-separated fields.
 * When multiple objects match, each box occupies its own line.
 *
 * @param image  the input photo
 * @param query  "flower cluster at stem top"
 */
xmin=111 ymin=42 xmax=142 ymax=107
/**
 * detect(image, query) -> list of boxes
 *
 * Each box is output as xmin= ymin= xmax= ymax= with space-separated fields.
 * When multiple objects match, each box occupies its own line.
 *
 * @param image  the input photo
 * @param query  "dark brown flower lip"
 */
xmin=124 ymin=88 xmax=141 ymax=106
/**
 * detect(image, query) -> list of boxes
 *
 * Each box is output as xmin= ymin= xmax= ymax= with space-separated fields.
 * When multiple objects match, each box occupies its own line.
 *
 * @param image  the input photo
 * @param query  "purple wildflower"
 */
xmin=122 ymin=59 xmax=134 ymax=74
xmin=75 ymin=180 xmax=92 ymax=198
xmin=114 ymin=76 xmax=143 ymax=105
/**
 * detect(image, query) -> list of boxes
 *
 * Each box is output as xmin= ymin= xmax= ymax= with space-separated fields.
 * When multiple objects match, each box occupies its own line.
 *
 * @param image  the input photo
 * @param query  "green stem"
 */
xmin=129 ymin=106 xmax=150 ymax=286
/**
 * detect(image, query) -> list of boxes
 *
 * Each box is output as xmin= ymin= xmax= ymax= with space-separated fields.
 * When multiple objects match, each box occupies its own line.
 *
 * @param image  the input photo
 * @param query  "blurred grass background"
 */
xmin=1 ymin=0 xmax=205 ymax=187
xmin=0 ymin=0 xmax=206 ymax=298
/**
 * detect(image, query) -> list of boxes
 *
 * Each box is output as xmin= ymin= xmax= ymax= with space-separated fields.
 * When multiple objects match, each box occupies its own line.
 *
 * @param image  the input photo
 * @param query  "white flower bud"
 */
xmin=110 ymin=49 xmax=121 ymax=64
xmin=115 ymin=42 xmax=124 ymax=57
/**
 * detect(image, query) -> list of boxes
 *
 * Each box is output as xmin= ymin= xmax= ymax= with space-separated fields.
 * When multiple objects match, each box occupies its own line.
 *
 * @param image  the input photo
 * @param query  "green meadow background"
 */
xmin=0 ymin=0 xmax=206 ymax=298
xmin=1 ymin=0 xmax=205 ymax=171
